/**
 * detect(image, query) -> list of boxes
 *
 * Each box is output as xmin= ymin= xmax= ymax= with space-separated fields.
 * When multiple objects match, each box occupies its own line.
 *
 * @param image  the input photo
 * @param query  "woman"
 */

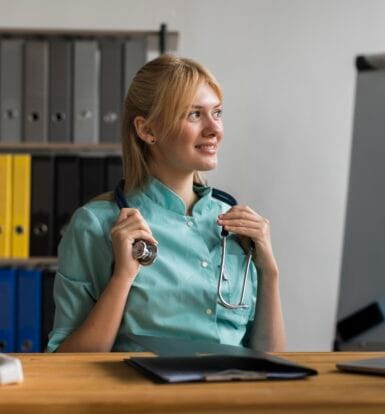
xmin=47 ymin=54 xmax=285 ymax=352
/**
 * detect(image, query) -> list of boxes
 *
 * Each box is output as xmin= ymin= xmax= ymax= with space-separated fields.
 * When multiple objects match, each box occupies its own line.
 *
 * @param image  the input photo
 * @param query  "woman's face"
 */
xmin=152 ymin=83 xmax=224 ymax=176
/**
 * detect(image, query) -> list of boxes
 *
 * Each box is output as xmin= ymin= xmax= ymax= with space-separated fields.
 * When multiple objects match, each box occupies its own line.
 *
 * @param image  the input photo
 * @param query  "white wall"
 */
xmin=2 ymin=0 xmax=385 ymax=350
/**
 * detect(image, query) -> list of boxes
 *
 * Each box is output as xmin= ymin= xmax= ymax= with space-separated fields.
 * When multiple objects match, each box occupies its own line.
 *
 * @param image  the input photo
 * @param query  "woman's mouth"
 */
xmin=195 ymin=144 xmax=217 ymax=154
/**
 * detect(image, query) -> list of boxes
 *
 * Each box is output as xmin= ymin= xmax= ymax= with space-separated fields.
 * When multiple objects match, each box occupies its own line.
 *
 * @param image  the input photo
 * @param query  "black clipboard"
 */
xmin=123 ymin=334 xmax=318 ymax=383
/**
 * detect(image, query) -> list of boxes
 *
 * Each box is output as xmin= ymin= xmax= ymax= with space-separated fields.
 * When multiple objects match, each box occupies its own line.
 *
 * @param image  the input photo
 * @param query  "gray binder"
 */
xmin=24 ymin=40 xmax=49 ymax=142
xmin=0 ymin=39 xmax=23 ymax=142
xmin=99 ymin=39 xmax=122 ymax=143
xmin=123 ymin=37 xmax=147 ymax=96
xmin=73 ymin=40 xmax=99 ymax=143
xmin=49 ymin=39 xmax=72 ymax=142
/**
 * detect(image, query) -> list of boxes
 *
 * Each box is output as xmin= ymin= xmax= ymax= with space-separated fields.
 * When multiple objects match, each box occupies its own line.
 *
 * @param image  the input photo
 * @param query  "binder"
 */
xmin=79 ymin=156 xmax=106 ymax=204
xmin=0 ymin=39 xmax=23 ymax=142
xmin=30 ymin=155 xmax=55 ymax=256
xmin=100 ymin=39 xmax=123 ymax=143
xmin=127 ymin=354 xmax=318 ymax=383
xmin=123 ymin=37 xmax=147 ymax=96
xmin=49 ymin=39 xmax=72 ymax=142
xmin=16 ymin=268 xmax=42 ymax=352
xmin=0 ymin=154 xmax=12 ymax=258
xmin=11 ymin=154 xmax=31 ymax=258
xmin=73 ymin=40 xmax=99 ymax=143
xmin=105 ymin=156 xmax=123 ymax=191
xmin=24 ymin=40 xmax=49 ymax=142
xmin=41 ymin=268 xmax=56 ymax=351
xmin=0 ymin=268 xmax=17 ymax=353
xmin=124 ymin=335 xmax=318 ymax=383
xmin=54 ymin=156 xmax=80 ymax=250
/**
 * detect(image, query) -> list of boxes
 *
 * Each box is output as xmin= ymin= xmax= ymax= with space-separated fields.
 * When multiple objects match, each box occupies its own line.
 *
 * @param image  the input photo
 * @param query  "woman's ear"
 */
xmin=134 ymin=116 xmax=157 ymax=145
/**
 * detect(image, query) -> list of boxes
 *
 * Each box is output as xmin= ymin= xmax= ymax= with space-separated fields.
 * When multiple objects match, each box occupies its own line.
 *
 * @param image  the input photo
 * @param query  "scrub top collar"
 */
xmin=135 ymin=176 xmax=213 ymax=217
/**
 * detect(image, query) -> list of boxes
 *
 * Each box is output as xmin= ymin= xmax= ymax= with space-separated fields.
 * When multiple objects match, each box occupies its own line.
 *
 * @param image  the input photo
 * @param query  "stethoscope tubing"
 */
xmin=114 ymin=179 xmax=254 ymax=309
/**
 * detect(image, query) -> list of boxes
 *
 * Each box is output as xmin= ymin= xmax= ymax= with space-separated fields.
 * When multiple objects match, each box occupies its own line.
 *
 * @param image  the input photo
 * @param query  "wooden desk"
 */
xmin=1 ymin=352 xmax=385 ymax=413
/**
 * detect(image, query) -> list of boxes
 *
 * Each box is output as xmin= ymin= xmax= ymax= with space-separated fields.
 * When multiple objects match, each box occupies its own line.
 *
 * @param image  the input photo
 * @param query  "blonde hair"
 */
xmin=121 ymin=54 xmax=223 ymax=194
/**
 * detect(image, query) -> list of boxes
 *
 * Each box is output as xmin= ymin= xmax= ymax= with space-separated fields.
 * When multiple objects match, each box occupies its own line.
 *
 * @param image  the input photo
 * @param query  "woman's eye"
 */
xmin=213 ymin=109 xmax=223 ymax=119
xmin=188 ymin=111 xmax=200 ymax=121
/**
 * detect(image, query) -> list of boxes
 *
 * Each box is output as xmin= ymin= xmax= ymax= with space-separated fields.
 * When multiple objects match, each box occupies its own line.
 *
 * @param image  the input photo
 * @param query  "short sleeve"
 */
xmin=46 ymin=205 xmax=113 ymax=352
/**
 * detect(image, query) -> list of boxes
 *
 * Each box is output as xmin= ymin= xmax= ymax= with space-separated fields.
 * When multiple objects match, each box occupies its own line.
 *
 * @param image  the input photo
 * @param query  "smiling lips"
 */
xmin=195 ymin=144 xmax=217 ymax=154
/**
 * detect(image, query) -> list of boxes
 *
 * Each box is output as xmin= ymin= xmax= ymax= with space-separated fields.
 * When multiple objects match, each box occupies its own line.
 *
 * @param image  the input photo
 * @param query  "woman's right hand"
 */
xmin=110 ymin=208 xmax=158 ymax=281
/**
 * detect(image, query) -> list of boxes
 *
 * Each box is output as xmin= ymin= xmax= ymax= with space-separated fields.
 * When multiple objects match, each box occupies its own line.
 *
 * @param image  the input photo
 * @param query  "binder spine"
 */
xmin=41 ymin=268 xmax=56 ymax=351
xmin=0 ymin=39 xmax=23 ymax=142
xmin=30 ymin=155 xmax=55 ymax=256
xmin=79 ymin=155 xmax=106 ymax=204
xmin=24 ymin=40 xmax=49 ymax=142
xmin=49 ymin=39 xmax=73 ymax=142
xmin=54 ymin=155 xmax=80 ymax=250
xmin=11 ymin=154 xmax=31 ymax=258
xmin=105 ymin=156 xmax=123 ymax=191
xmin=0 ymin=268 xmax=17 ymax=353
xmin=16 ymin=268 xmax=42 ymax=352
xmin=123 ymin=37 xmax=147 ymax=98
xmin=0 ymin=154 xmax=13 ymax=258
xmin=99 ymin=39 xmax=123 ymax=143
xmin=73 ymin=40 xmax=100 ymax=143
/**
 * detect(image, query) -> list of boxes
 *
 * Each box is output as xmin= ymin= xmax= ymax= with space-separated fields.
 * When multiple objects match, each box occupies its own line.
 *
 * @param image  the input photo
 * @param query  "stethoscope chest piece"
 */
xmin=132 ymin=240 xmax=158 ymax=266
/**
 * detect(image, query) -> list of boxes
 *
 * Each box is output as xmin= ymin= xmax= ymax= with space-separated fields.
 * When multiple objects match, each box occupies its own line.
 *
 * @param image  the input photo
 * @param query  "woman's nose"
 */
xmin=202 ymin=116 xmax=223 ymax=137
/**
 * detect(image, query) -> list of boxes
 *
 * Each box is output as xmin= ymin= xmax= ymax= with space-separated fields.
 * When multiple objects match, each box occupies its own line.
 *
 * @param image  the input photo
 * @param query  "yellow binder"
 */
xmin=11 ymin=154 xmax=31 ymax=258
xmin=0 ymin=154 xmax=13 ymax=258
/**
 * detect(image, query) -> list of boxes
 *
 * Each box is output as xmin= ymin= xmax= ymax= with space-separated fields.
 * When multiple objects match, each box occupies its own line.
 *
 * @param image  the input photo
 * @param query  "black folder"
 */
xmin=30 ymin=155 xmax=55 ymax=256
xmin=105 ymin=156 xmax=122 ymax=191
xmin=41 ymin=267 xmax=56 ymax=351
xmin=54 ymin=156 xmax=80 ymax=251
xmin=123 ymin=334 xmax=318 ymax=383
xmin=79 ymin=156 xmax=106 ymax=204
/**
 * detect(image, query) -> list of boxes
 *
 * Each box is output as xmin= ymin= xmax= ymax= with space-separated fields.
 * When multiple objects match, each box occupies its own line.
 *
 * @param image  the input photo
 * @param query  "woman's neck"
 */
xmin=150 ymin=168 xmax=198 ymax=215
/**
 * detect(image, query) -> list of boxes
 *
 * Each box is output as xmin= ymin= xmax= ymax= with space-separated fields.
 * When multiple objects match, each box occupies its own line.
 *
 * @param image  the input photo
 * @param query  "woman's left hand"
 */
xmin=217 ymin=205 xmax=278 ymax=275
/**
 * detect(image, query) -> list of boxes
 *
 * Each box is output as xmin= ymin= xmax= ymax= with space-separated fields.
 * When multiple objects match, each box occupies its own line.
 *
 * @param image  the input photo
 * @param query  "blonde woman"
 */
xmin=48 ymin=55 xmax=285 ymax=353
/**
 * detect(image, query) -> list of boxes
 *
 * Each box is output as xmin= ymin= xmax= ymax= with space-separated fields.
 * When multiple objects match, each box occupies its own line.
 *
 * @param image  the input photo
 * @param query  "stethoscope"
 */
xmin=114 ymin=179 xmax=255 ymax=309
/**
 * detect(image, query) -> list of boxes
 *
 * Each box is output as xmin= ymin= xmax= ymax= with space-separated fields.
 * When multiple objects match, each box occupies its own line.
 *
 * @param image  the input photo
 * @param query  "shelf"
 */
xmin=0 ymin=257 xmax=58 ymax=267
xmin=0 ymin=143 xmax=121 ymax=154
xmin=0 ymin=27 xmax=178 ymax=37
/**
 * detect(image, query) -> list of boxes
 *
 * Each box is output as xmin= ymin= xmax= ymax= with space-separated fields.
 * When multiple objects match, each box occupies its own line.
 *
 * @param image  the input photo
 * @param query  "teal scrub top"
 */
xmin=47 ymin=178 xmax=258 ymax=352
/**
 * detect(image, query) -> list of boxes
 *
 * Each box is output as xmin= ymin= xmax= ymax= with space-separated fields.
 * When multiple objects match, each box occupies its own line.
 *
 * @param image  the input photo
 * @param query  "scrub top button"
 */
xmin=201 ymin=260 xmax=209 ymax=268
xmin=186 ymin=220 xmax=194 ymax=227
xmin=206 ymin=308 xmax=213 ymax=315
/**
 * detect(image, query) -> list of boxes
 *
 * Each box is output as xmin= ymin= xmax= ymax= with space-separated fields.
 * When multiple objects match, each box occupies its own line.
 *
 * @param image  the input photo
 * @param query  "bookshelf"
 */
xmin=0 ymin=257 xmax=57 ymax=267
xmin=0 ymin=142 xmax=121 ymax=154
xmin=0 ymin=23 xmax=178 ymax=264
xmin=0 ymin=24 xmax=178 ymax=353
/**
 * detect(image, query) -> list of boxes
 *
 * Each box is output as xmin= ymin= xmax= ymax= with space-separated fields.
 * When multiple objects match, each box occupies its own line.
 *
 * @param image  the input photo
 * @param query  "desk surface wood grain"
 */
xmin=1 ymin=352 xmax=385 ymax=414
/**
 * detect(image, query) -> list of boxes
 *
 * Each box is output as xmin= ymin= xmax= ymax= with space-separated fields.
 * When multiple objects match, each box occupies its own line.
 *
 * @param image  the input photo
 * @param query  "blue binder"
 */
xmin=0 ymin=268 xmax=17 ymax=352
xmin=16 ymin=268 xmax=42 ymax=352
